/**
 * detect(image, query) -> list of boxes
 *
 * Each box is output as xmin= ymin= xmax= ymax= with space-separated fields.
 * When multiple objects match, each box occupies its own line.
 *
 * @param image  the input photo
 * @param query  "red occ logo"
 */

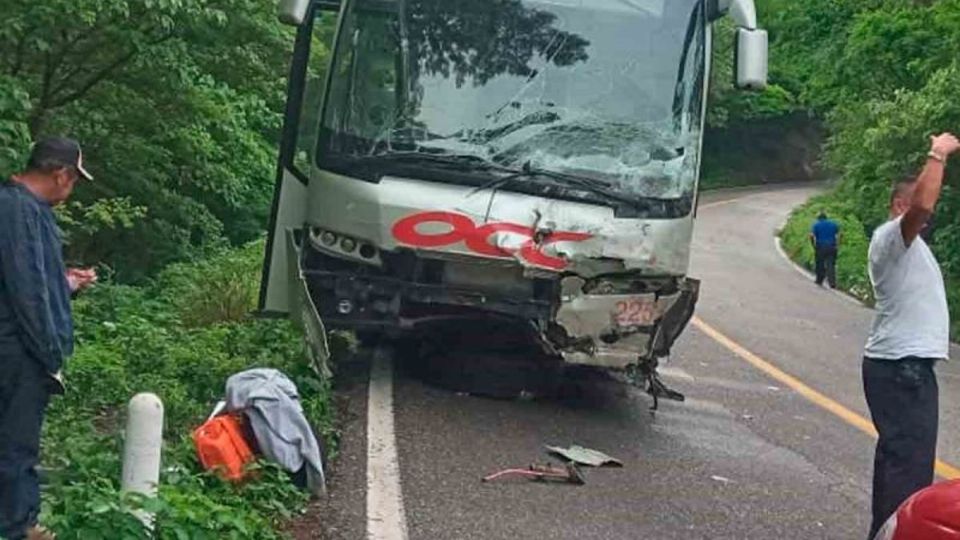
xmin=392 ymin=211 xmax=591 ymax=270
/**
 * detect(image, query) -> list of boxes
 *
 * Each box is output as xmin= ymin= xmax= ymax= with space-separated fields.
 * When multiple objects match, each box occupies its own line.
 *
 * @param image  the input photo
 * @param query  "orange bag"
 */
xmin=192 ymin=413 xmax=255 ymax=481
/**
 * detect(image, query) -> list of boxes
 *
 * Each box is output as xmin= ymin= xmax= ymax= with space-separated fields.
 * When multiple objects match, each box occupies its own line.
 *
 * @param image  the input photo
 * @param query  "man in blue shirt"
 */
xmin=810 ymin=211 xmax=841 ymax=288
xmin=0 ymin=138 xmax=96 ymax=540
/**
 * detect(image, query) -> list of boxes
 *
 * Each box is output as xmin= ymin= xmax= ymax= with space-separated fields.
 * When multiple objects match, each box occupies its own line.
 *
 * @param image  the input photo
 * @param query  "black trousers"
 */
xmin=815 ymin=245 xmax=838 ymax=287
xmin=0 ymin=352 xmax=51 ymax=540
xmin=863 ymin=357 xmax=939 ymax=540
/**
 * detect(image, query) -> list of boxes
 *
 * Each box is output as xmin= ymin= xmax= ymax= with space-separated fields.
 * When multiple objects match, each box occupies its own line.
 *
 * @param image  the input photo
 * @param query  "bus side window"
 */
xmin=292 ymin=11 xmax=338 ymax=178
xmin=320 ymin=6 xmax=399 ymax=156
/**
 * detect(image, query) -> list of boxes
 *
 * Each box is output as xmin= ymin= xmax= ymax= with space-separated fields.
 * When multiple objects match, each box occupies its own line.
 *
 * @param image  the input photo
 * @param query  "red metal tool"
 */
xmin=482 ymin=463 xmax=585 ymax=485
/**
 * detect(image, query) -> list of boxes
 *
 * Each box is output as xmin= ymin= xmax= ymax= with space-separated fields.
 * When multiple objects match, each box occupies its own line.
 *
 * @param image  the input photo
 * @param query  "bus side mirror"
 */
xmin=279 ymin=0 xmax=311 ymax=25
xmin=735 ymin=28 xmax=768 ymax=90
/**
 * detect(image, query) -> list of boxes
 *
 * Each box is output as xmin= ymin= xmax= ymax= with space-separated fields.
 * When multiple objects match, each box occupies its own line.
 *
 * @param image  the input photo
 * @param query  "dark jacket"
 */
xmin=0 ymin=179 xmax=73 ymax=373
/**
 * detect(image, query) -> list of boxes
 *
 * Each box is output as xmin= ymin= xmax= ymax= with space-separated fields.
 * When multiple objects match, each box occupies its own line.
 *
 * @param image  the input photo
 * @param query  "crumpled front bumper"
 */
xmin=553 ymin=278 xmax=700 ymax=368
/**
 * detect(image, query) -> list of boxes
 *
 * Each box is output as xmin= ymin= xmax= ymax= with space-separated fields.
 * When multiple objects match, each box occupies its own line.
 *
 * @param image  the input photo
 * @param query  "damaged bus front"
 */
xmin=261 ymin=0 xmax=767 ymax=397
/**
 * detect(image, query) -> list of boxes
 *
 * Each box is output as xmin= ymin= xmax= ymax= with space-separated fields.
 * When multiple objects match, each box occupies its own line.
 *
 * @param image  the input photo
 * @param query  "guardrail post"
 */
xmin=121 ymin=392 xmax=164 ymax=528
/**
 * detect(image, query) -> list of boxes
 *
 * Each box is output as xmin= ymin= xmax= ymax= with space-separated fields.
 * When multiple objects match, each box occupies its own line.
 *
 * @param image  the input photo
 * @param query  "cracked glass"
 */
xmin=319 ymin=0 xmax=706 ymax=203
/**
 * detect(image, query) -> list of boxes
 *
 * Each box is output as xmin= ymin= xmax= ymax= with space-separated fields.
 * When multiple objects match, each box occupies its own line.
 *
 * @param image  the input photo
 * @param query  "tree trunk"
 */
xmin=28 ymin=107 xmax=49 ymax=139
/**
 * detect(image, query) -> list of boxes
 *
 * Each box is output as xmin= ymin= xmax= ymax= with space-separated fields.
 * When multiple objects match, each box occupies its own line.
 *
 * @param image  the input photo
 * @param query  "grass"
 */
xmin=779 ymin=192 xmax=874 ymax=303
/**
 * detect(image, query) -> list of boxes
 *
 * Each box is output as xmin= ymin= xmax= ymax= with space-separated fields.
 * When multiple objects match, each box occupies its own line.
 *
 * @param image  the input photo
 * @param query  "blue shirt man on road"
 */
xmin=809 ymin=212 xmax=841 ymax=288
xmin=0 ymin=138 xmax=97 ymax=540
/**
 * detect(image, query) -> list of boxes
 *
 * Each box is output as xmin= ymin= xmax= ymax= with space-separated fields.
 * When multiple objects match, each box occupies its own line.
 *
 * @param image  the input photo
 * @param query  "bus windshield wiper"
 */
xmin=473 ymin=161 xmax=640 ymax=207
xmin=520 ymin=162 xmax=613 ymax=191
xmin=358 ymin=151 xmax=513 ymax=173
xmin=357 ymin=152 xmax=644 ymax=208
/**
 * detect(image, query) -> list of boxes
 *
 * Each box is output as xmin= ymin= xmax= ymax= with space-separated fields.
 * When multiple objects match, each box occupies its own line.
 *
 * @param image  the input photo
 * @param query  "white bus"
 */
xmin=261 ymin=0 xmax=767 ymax=402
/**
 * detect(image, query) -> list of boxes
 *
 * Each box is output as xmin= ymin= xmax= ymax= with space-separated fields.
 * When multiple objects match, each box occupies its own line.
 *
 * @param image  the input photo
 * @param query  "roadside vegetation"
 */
xmin=780 ymin=194 xmax=873 ymax=303
xmin=0 ymin=4 xmax=341 ymax=534
xmin=41 ymin=241 xmax=341 ymax=539
xmin=0 ymin=0 xmax=308 ymax=282
xmin=773 ymin=0 xmax=960 ymax=340
xmin=703 ymin=17 xmax=818 ymax=191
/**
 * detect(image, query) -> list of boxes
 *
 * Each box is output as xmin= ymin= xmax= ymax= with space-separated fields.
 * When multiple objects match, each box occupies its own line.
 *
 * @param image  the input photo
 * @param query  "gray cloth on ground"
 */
xmin=224 ymin=368 xmax=325 ymax=494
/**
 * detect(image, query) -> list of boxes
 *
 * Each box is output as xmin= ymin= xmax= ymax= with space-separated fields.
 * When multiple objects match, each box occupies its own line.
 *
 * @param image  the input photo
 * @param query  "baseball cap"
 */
xmin=27 ymin=137 xmax=93 ymax=181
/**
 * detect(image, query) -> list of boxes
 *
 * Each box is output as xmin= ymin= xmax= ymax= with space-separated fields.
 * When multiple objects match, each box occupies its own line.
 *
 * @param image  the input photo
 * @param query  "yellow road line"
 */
xmin=691 ymin=316 xmax=960 ymax=480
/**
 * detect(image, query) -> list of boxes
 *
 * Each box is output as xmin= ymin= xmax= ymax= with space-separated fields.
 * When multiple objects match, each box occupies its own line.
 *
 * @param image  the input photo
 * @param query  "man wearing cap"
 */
xmin=0 ymin=137 xmax=96 ymax=540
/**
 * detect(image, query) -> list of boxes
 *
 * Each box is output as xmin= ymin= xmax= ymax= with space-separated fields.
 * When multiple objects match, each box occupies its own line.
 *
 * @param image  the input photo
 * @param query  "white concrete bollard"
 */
xmin=121 ymin=393 xmax=164 ymax=527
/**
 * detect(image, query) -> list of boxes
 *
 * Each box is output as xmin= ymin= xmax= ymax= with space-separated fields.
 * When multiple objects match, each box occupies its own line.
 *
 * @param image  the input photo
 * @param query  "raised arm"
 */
xmin=902 ymin=133 xmax=960 ymax=245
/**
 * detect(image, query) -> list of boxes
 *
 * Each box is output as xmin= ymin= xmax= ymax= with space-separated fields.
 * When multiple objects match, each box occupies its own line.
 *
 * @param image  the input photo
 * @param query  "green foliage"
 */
xmin=0 ymin=74 xmax=31 ymax=175
xmin=40 ymin=241 xmax=335 ymax=538
xmin=825 ymin=63 xmax=960 ymax=338
xmin=703 ymin=17 xmax=816 ymax=190
xmin=838 ymin=6 xmax=941 ymax=101
xmin=759 ymin=0 xmax=903 ymax=111
xmin=827 ymin=65 xmax=960 ymax=224
xmin=42 ymin=479 xmax=149 ymax=540
xmin=153 ymin=242 xmax=264 ymax=327
xmin=0 ymin=0 xmax=301 ymax=280
xmin=755 ymin=0 xmax=960 ymax=113
xmin=707 ymin=19 xmax=799 ymax=129
xmin=780 ymin=192 xmax=874 ymax=303
xmin=770 ymin=0 xmax=960 ymax=340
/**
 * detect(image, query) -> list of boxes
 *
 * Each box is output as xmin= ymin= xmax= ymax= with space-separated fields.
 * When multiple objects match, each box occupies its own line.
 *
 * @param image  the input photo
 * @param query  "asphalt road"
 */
xmin=297 ymin=185 xmax=960 ymax=540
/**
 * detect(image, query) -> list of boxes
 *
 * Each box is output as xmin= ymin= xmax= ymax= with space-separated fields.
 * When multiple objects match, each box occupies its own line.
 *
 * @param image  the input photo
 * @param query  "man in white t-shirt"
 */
xmin=863 ymin=132 xmax=960 ymax=539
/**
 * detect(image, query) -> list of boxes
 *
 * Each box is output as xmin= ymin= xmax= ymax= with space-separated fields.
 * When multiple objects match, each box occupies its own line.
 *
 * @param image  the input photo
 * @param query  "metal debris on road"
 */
xmin=482 ymin=463 xmax=585 ymax=485
xmin=546 ymin=445 xmax=623 ymax=467
xmin=710 ymin=475 xmax=733 ymax=484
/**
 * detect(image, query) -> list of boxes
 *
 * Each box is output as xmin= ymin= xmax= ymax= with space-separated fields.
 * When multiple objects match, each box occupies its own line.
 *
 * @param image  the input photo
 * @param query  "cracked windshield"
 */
xmin=320 ymin=0 xmax=706 ymax=204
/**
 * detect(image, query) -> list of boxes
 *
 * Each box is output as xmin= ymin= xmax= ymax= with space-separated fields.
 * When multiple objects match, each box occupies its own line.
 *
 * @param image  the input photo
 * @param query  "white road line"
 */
xmin=367 ymin=347 xmax=409 ymax=540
